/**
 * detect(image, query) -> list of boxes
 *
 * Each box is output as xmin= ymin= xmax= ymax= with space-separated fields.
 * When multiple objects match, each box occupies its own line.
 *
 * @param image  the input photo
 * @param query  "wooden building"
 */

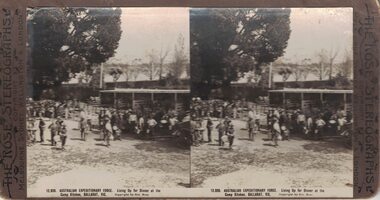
xmin=100 ymin=88 xmax=190 ymax=111
xmin=269 ymin=88 xmax=353 ymax=112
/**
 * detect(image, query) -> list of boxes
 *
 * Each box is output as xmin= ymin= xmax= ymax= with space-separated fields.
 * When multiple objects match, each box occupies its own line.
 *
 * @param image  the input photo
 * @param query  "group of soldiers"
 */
xmin=192 ymin=116 xmax=236 ymax=149
xmin=27 ymin=117 xmax=68 ymax=149
xmin=266 ymin=106 xmax=353 ymax=146
xmin=97 ymin=108 xmax=182 ymax=142
xmin=191 ymin=97 xmax=353 ymax=148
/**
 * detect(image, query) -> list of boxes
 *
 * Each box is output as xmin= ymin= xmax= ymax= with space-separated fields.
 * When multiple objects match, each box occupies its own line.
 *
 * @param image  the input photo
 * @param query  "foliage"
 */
xmin=28 ymin=7 xmax=122 ymax=99
xmin=191 ymin=8 xmax=291 ymax=98
xmin=140 ymin=49 xmax=157 ymax=80
xmin=311 ymin=49 xmax=339 ymax=80
xmin=331 ymin=73 xmax=352 ymax=89
xmin=168 ymin=34 xmax=188 ymax=80
xmin=336 ymin=49 xmax=353 ymax=79
xmin=278 ymin=67 xmax=293 ymax=82
xmin=106 ymin=65 xmax=123 ymax=82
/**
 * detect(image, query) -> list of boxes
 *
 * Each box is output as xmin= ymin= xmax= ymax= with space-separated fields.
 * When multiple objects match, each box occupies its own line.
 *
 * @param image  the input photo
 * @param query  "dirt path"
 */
xmin=191 ymin=119 xmax=353 ymax=194
xmin=27 ymin=119 xmax=190 ymax=197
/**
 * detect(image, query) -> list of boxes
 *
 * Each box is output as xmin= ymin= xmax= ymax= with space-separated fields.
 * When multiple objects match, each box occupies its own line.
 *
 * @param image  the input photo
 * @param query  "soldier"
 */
xmin=38 ymin=118 xmax=46 ymax=143
xmin=206 ymin=117 xmax=213 ymax=142
xmin=104 ymin=118 xmax=112 ymax=147
xmin=60 ymin=124 xmax=68 ymax=150
xmin=226 ymin=121 xmax=235 ymax=149
xmin=272 ymin=118 xmax=281 ymax=147
xmin=216 ymin=119 xmax=226 ymax=146
xmin=248 ymin=118 xmax=256 ymax=141
xmin=49 ymin=120 xmax=59 ymax=146
xmin=147 ymin=116 xmax=157 ymax=140
xmin=80 ymin=118 xmax=88 ymax=141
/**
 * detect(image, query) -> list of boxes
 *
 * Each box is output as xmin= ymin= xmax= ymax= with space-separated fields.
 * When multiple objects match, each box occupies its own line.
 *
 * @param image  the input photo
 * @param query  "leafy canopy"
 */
xmin=191 ymin=8 xmax=291 ymax=98
xmin=28 ymin=7 xmax=122 ymax=98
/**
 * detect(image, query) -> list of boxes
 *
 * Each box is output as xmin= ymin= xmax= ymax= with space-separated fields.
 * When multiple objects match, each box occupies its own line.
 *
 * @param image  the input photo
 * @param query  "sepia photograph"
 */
xmin=0 ymin=0 xmax=379 ymax=198
xmin=26 ymin=7 xmax=190 ymax=197
xmin=190 ymin=7 xmax=353 ymax=197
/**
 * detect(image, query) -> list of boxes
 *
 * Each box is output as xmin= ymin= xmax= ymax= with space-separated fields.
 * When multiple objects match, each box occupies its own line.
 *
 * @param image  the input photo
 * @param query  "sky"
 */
xmin=110 ymin=7 xmax=352 ymax=64
xmin=109 ymin=7 xmax=190 ymax=64
xmin=73 ymin=7 xmax=353 ymax=83
xmin=282 ymin=8 xmax=353 ymax=64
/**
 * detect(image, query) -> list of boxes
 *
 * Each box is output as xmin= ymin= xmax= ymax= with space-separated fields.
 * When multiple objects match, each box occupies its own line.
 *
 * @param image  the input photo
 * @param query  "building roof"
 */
xmin=269 ymin=88 xmax=353 ymax=94
xmin=100 ymin=88 xmax=190 ymax=94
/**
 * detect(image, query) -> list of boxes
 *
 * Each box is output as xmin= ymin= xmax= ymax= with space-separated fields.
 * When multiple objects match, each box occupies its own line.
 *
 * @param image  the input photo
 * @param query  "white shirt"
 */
xmin=338 ymin=118 xmax=346 ymax=126
xmin=307 ymin=117 xmax=313 ymax=128
xmin=129 ymin=114 xmax=137 ymax=122
xmin=147 ymin=119 xmax=157 ymax=127
xmin=105 ymin=122 xmax=112 ymax=132
xmin=80 ymin=111 xmax=86 ymax=119
xmin=248 ymin=111 xmax=254 ymax=119
xmin=316 ymin=119 xmax=326 ymax=127
xmin=297 ymin=114 xmax=306 ymax=123
xmin=138 ymin=117 xmax=144 ymax=126
xmin=273 ymin=122 xmax=280 ymax=133
xmin=169 ymin=117 xmax=178 ymax=126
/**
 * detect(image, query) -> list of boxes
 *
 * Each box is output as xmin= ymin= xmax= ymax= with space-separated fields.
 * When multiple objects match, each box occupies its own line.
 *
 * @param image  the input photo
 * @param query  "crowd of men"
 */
xmin=27 ymin=98 xmax=190 ymax=148
xmin=266 ymin=106 xmax=353 ymax=146
xmin=191 ymin=97 xmax=353 ymax=148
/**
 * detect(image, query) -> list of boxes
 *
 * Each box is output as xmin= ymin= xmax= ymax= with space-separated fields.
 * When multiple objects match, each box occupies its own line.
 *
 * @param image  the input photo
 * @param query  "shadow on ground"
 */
xmin=133 ymin=140 xmax=188 ymax=153
xmin=302 ymin=140 xmax=351 ymax=154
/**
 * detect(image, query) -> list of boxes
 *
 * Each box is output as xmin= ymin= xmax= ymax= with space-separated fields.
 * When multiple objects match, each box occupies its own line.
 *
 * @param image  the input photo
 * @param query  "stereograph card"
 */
xmin=0 ymin=0 xmax=379 ymax=199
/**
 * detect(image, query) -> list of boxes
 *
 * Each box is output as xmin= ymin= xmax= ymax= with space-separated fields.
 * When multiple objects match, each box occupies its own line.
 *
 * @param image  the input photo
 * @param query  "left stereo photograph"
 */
xmin=26 ymin=7 xmax=191 ymax=197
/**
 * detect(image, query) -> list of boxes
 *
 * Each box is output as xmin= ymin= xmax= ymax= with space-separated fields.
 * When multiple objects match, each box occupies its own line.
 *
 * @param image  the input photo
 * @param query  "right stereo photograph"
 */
xmin=190 ymin=7 xmax=353 ymax=198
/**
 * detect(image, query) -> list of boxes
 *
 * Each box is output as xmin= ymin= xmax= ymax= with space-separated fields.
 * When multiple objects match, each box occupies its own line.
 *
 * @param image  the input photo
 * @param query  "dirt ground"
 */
xmin=191 ymin=119 xmax=353 ymax=194
xmin=27 ymin=119 xmax=190 ymax=197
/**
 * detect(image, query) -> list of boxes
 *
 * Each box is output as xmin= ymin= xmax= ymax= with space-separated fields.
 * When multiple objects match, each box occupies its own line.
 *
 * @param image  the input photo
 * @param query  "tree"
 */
xmin=327 ymin=48 xmax=339 ymax=80
xmin=157 ymin=47 xmax=170 ymax=80
xmin=88 ymin=64 xmax=103 ymax=88
xmin=312 ymin=49 xmax=331 ymax=80
xmin=130 ymin=58 xmax=142 ymax=81
xmin=278 ymin=67 xmax=293 ymax=82
xmin=168 ymin=34 xmax=188 ymax=80
xmin=292 ymin=66 xmax=303 ymax=82
xmin=191 ymin=8 xmax=291 ymax=98
xmin=142 ymin=49 xmax=160 ymax=80
xmin=28 ymin=7 xmax=122 ymax=99
xmin=337 ymin=49 xmax=353 ymax=79
xmin=105 ymin=64 xmax=123 ymax=87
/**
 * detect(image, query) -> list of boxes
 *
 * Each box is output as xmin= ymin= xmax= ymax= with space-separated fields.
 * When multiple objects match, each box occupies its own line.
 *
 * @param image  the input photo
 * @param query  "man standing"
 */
xmin=38 ymin=118 xmax=46 ymax=143
xmin=104 ymin=118 xmax=112 ymax=147
xmin=129 ymin=111 xmax=137 ymax=133
xmin=226 ymin=122 xmax=235 ymax=149
xmin=216 ymin=119 xmax=225 ymax=146
xmin=206 ymin=117 xmax=213 ymax=142
xmin=248 ymin=108 xmax=254 ymax=120
xmin=315 ymin=115 xmax=326 ymax=140
xmin=147 ymin=116 xmax=157 ymax=140
xmin=49 ymin=120 xmax=58 ymax=146
xmin=80 ymin=118 xmax=88 ymax=141
xmin=60 ymin=124 xmax=68 ymax=150
xmin=169 ymin=115 xmax=178 ymax=132
xmin=248 ymin=118 xmax=256 ymax=141
xmin=297 ymin=110 xmax=306 ymax=135
xmin=272 ymin=118 xmax=281 ymax=147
